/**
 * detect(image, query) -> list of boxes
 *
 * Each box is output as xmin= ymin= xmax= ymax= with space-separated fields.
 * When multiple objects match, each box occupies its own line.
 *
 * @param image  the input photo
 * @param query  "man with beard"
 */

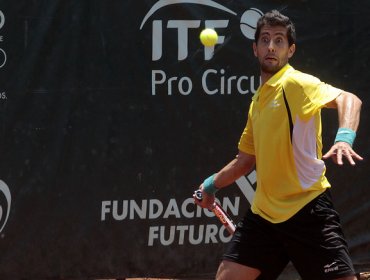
xmin=194 ymin=10 xmax=362 ymax=280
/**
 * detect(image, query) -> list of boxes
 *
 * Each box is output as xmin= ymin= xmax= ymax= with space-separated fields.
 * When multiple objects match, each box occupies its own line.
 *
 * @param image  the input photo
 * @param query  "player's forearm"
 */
xmin=336 ymin=91 xmax=362 ymax=131
xmin=213 ymin=152 xmax=255 ymax=190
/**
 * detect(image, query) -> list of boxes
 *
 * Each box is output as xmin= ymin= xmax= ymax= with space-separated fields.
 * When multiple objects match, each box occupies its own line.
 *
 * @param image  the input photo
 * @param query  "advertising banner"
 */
xmin=0 ymin=1 xmax=368 ymax=278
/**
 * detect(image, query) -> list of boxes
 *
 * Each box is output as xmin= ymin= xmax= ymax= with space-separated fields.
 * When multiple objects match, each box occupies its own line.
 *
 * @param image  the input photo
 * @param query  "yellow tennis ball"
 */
xmin=200 ymin=28 xmax=218 ymax=47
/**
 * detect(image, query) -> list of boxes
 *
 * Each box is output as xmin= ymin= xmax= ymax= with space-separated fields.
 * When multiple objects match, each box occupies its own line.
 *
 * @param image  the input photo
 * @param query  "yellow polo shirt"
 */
xmin=238 ymin=64 xmax=342 ymax=223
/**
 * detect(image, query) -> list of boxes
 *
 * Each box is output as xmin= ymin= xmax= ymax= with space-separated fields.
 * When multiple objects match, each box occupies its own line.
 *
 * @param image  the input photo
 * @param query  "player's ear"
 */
xmin=253 ymin=42 xmax=258 ymax=57
xmin=288 ymin=43 xmax=296 ymax=58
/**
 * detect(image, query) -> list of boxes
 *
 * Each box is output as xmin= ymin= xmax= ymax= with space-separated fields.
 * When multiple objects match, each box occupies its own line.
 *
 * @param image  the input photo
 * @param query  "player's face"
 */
xmin=253 ymin=25 xmax=295 ymax=75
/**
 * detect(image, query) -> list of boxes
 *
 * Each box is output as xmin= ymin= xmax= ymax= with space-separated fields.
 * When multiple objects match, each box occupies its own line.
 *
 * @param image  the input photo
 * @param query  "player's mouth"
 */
xmin=265 ymin=56 xmax=278 ymax=62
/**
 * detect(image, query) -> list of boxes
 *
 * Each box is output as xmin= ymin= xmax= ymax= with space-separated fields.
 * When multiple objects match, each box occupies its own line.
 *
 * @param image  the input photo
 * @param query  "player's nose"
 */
xmin=268 ymin=41 xmax=275 ymax=52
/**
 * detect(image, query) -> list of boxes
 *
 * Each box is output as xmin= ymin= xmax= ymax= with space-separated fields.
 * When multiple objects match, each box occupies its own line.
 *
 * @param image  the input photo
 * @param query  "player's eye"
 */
xmin=275 ymin=37 xmax=284 ymax=44
xmin=261 ymin=37 xmax=269 ymax=44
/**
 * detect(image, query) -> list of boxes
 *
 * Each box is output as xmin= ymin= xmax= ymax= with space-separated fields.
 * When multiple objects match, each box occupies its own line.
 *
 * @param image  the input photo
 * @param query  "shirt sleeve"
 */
xmin=238 ymin=103 xmax=255 ymax=155
xmin=285 ymin=72 xmax=342 ymax=119
xmin=304 ymin=76 xmax=342 ymax=108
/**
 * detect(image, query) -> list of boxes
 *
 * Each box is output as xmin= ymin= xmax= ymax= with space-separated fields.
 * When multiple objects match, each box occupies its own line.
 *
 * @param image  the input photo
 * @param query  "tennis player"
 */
xmin=194 ymin=10 xmax=363 ymax=280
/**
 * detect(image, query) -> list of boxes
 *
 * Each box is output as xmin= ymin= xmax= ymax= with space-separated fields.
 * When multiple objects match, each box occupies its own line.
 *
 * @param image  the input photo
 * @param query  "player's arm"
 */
xmin=194 ymin=151 xmax=256 ymax=209
xmin=323 ymin=91 xmax=363 ymax=165
xmin=213 ymin=151 xmax=256 ymax=188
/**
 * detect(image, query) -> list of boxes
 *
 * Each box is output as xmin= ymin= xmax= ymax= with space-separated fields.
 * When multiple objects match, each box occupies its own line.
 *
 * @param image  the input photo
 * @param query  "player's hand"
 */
xmin=322 ymin=141 xmax=363 ymax=165
xmin=193 ymin=185 xmax=215 ymax=209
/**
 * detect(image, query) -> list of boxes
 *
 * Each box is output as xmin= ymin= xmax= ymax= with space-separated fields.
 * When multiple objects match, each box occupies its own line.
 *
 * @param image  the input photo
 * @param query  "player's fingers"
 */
xmin=350 ymin=150 xmax=364 ymax=161
xmin=343 ymin=148 xmax=364 ymax=165
xmin=343 ymin=149 xmax=356 ymax=166
xmin=193 ymin=195 xmax=206 ymax=209
xmin=322 ymin=147 xmax=335 ymax=159
xmin=323 ymin=144 xmax=341 ymax=159
xmin=336 ymin=149 xmax=343 ymax=165
xmin=323 ymin=143 xmax=363 ymax=165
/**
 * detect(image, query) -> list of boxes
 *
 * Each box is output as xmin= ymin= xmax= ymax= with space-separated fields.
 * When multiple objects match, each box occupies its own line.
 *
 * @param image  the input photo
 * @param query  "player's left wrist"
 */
xmin=334 ymin=127 xmax=356 ymax=147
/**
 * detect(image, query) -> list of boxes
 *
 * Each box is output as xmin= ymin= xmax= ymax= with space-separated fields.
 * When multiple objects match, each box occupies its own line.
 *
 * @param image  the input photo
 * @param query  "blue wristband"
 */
xmin=203 ymin=174 xmax=218 ymax=194
xmin=334 ymin=128 xmax=356 ymax=147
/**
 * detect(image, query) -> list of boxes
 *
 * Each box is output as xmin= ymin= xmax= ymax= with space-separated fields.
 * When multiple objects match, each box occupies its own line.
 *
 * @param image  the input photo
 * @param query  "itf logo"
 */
xmin=140 ymin=0 xmax=263 ymax=61
xmin=0 ymin=180 xmax=11 ymax=233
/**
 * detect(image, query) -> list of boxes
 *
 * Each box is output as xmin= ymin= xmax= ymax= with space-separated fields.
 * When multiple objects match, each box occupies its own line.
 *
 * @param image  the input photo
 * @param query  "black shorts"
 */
xmin=222 ymin=190 xmax=356 ymax=280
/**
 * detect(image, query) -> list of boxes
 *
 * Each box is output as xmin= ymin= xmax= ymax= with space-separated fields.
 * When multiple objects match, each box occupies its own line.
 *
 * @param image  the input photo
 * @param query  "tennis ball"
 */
xmin=200 ymin=28 xmax=218 ymax=47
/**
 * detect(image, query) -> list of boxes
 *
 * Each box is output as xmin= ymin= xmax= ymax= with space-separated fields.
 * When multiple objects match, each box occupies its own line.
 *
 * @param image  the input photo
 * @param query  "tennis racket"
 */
xmin=194 ymin=190 xmax=236 ymax=235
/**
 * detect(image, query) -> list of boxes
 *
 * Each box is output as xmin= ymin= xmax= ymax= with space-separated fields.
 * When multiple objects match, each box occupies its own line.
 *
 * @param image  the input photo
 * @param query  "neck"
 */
xmin=260 ymin=71 xmax=273 ymax=86
xmin=259 ymin=63 xmax=289 ymax=85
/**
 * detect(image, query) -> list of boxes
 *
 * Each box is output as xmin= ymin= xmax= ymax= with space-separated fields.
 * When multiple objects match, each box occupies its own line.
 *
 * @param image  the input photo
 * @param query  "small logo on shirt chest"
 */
xmin=269 ymin=100 xmax=281 ymax=108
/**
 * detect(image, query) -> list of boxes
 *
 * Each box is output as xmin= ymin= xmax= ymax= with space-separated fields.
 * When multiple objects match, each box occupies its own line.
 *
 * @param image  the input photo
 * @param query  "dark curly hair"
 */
xmin=254 ymin=10 xmax=296 ymax=46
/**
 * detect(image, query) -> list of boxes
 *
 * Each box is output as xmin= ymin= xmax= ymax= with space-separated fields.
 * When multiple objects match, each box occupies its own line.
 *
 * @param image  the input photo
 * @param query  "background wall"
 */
xmin=0 ymin=1 xmax=369 ymax=279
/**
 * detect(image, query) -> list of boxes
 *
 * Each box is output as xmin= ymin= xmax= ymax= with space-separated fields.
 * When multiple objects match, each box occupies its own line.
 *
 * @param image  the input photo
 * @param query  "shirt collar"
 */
xmin=252 ymin=64 xmax=294 ymax=102
xmin=265 ymin=63 xmax=294 ymax=87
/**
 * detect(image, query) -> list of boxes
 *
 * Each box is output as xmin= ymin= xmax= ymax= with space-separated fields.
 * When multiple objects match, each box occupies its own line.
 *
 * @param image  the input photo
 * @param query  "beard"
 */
xmin=259 ymin=53 xmax=290 ymax=75
xmin=260 ymin=60 xmax=284 ymax=74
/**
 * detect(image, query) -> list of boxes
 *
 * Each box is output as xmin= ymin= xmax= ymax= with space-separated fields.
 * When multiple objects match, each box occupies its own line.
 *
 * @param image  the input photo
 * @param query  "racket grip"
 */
xmin=194 ymin=190 xmax=236 ymax=235
xmin=211 ymin=203 xmax=236 ymax=235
